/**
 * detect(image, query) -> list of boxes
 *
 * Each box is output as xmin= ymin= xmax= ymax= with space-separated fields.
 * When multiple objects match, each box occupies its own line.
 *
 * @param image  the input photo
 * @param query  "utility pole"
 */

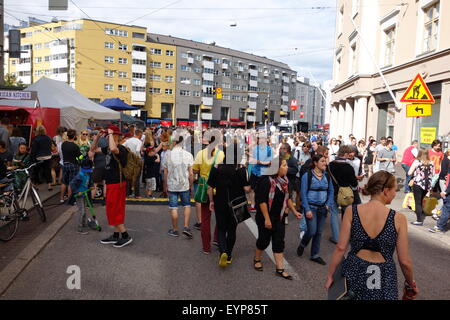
xmin=0 ymin=0 xmax=4 ymax=86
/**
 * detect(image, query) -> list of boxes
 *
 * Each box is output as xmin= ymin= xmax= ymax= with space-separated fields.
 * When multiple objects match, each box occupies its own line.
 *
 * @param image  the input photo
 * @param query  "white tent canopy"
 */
xmin=27 ymin=77 xmax=120 ymax=132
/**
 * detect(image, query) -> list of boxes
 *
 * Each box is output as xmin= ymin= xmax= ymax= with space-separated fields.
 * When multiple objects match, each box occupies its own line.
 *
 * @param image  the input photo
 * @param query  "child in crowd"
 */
xmin=70 ymin=156 xmax=94 ymax=234
xmin=143 ymin=146 xmax=160 ymax=198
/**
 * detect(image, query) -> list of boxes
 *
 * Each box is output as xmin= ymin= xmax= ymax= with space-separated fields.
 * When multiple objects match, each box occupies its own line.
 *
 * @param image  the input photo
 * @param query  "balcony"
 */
xmin=263 ymin=71 xmax=269 ymax=77
xmin=17 ymin=76 xmax=31 ymax=85
xmin=49 ymin=73 xmax=68 ymax=82
xmin=50 ymin=45 xmax=67 ymax=55
xmin=292 ymin=77 xmax=297 ymax=83
xmin=238 ymin=66 xmax=244 ymax=72
xmin=187 ymin=57 xmax=194 ymax=64
xmin=248 ymin=101 xmax=257 ymax=109
xmin=131 ymin=78 xmax=147 ymax=87
xmin=132 ymin=91 xmax=146 ymax=103
xmin=282 ymin=76 xmax=289 ymax=83
xmin=203 ymin=61 xmax=214 ymax=69
xmin=283 ymin=86 xmax=289 ymax=93
xmin=16 ymin=63 xmax=31 ymax=72
xmin=248 ymin=92 xmax=258 ymax=98
xmin=282 ymin=95 xmax=289 ymax=102
xmin=202 ymin=112 xmax=213 ymax=120
xmin=274 ymin=74 xmax=280 ymax=79
xmin=222 ymin=63 xmax=229 ymax=69
xmin=202 ymin=97 xmax=213 ymax=106
xmin=202 ymin=73 xmax=214 ymax=81
xmin=281 ymin=105 xmax=288 ymax=112
xmin=50 ymin=59 xmax=68 ymax=69
xmin=249 ymin=80 xmax=258 ymax=87
xmin=249 ymin=69 xmax=258 ymax=77
xmin=132 ymin=64 xmax=147 ymax=74
xmin=131 ymin=50 xmax=146 ymax=60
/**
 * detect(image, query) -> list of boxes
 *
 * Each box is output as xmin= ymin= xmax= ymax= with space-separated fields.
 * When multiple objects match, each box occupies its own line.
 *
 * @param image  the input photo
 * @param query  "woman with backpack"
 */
xmin=297 ymin=154 xmax=335 ymax=265
xmin=408 ymin=149 xmax=434 ymax=226
xmin=207 ymin=141 xmax=250 ymax=267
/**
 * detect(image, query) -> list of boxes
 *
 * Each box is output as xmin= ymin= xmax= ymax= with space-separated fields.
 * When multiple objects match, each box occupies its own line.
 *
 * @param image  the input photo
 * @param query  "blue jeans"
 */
xmin=401 ymin=164 xmax=412 ymax=193
xmin=299 ymin=211 xmax=307 ymax=233
xmin=437 ymin=197 xmax=450 ymax=231
xmin=300 ymin=206 xmax=328 ymax=259
xmin=329 ymin=202 xmax=340 ymax=242
xmin=168 ymin=190 xmax=191 ymax=209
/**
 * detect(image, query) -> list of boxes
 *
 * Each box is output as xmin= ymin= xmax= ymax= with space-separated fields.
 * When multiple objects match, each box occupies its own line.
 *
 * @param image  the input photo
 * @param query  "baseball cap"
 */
xmin=107 ymin=125 xmax=122 ymax=135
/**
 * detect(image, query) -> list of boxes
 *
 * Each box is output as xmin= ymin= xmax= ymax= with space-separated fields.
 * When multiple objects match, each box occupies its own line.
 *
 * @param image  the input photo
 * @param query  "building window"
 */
xmin=221 ymin=107 xmax=229 ymax=121
xmin=149 ymin=61 xmax=162 ymax=68
xmin=194 ymin=67 xmax=202 ymax=73
xmin=165 ymin=89 xmax=173 ymax=95
xmin=239 ymin=109 xmax=246 ymax=121
xmin=165 ymin=76 xmax=174 ymax=82
xmin=35 ymin=57 xmax=42 ymax=63
xmin=181 ymin=65 xmax=192 ymax=71
xmin=166 ymin=50 xmax=174 ymax=56
xmin=337 ymin=5 xmax=344 ymax=36
xmin=118 ymin=58 xmax=128 ymax=64
xmin=384 ymin=27 xmax=395 ymax=66
xmin=232 ymin=95 xmax=241 ymax=102
xmin=222 ymin=94 xmax=230 ymax=101
xmin=161 ymin=103 xmax=173 ymax=119
xmin=149 ymin=74 xmax=161 ymax=81
xmin=104 ymin=56 xmax=114 ymax=63
xmin=132 ymin=72 xmax=146 ymax=79
xmin=118 ymin=85 xmax=127 ymax=92
xmin=180 ymin=77 xmax=190 ymax=84
xmin=105 ymin=28 xmax=128 ymax=37
xmin=181 ymin=53 xmax=188 ymax=58
xmin=180 ymin=90 xmax=190 ymax=96
xmin=118 ymin=72 xmax=127 ymax=78
xmin=34 ymin=43 xmax=42 ymax=50
xmin=204 ymin=68 xmax=214 ymax=74
xmin=195 ymin=55 xmax=202 ymax=61
xmin=105 ymin=70 xmax=115 ymax=77
xmin=133 ymin=59 xmax=146 ymax=65
xmin=223 ymin=83 xmax=231 ymax=89
xmin=150 ymin=48 xmax=162 ymax=55
xmin=166 ymin=63 xmax=174 ymax=69
xmin=118 ymin=43 xmax=128 ymax=51
xmin=423 ymin=2 xmax=440 ymax=53
xmin=104 ymin=84 xmax=113 ymax=91
xmin=148 ymin=88 xmax=161 ymax=94
xmin=193 ymin=79 xmax=201 ymax=85
xmin=132 ymin=32 xmax=145 ymax=39
xmin=132 ymin=86 xmax=146 ymax=92
xmin=193 ymin=91 xmax=201 ymax=97
xmin=105 ymin=42 xmax=114 ymax=49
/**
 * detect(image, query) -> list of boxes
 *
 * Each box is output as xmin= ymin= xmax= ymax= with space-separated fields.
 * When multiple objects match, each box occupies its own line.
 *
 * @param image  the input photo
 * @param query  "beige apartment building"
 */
xmin=330 ymin=0 xmax=450 ymax=153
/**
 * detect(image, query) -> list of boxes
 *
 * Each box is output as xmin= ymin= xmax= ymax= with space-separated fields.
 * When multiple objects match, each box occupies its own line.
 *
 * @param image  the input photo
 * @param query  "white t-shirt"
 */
xmin=162 ymin=146 xmax=194 ymax=192
xmin=123 ymin=137 xmax=143 ymax=156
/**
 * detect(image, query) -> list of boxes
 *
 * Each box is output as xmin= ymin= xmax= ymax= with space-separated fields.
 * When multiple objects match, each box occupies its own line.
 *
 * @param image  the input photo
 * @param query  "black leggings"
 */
xmin=413 ymin=184 xmax=427 ymax=223
xmin=215 ymin=206 xmax=238 ymax=257
xmin=256 ymin=213 xmax=286 ymax=253
xmin=32 ymin=159 xmax=52 ymax=185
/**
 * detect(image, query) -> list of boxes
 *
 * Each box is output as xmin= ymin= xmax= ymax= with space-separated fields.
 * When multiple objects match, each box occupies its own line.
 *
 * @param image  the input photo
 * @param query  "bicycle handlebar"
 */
xmin=7 ymin=161 xmax=42 ymax=175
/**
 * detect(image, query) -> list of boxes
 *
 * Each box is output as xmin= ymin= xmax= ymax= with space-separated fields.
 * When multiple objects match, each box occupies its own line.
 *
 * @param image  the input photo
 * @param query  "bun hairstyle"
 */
xmin=362 ymin=171 xmax=396 ymax=196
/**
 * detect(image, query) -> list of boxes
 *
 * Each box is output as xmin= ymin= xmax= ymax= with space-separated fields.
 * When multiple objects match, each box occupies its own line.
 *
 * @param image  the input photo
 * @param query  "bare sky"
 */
xmin=5 ymin=0 xmax=337 ymax=84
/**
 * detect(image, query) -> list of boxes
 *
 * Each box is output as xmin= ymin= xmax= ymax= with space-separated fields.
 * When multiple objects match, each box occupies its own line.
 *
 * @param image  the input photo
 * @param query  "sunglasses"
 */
xmin=82 ymin=133 xmax=88 ymax=136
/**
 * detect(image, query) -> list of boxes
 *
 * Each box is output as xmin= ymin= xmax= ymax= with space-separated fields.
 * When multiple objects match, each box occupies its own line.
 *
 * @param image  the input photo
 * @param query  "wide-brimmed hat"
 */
xmin=107 ymin=125 xmax=122 ymax=135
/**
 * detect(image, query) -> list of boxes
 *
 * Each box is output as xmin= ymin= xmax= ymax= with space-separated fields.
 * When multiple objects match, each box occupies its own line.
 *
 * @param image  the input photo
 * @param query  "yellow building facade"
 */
xmin=7 ymin=19 xmax=154 ymax=109
xmin=145 ymin=43 xmax=177 ymax=119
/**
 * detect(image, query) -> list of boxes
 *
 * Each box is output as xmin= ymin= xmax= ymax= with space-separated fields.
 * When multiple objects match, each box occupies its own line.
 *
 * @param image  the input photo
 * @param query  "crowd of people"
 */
xmin=3 ymin=118 xmax=450 ymax=300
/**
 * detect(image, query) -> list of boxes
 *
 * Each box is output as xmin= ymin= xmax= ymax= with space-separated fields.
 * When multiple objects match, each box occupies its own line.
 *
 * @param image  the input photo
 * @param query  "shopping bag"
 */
xmin=423 ymin=197 xmax=438 ymax=216
xmin=402 ymin=193 xmax=415 ymax=211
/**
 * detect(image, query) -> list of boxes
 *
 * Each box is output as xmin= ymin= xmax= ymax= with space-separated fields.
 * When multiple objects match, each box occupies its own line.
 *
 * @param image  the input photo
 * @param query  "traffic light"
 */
xmin=264 ymin=106 xmax=269 ymax=121
xmin=299 ymin=111 xmax=305 ymax=118
xmin=215 ymin=87 xmax=222 ymax=99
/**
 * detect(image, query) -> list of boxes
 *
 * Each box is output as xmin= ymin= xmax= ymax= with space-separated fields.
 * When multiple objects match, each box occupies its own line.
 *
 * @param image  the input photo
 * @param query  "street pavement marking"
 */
xmin=244 ymin=218 xmax=300 ymax=280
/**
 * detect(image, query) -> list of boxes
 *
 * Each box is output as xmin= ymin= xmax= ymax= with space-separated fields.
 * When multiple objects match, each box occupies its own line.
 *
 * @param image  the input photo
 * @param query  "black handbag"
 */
xmin=327 ymin=261 xmax=356 ymax=300
xmin=227 ymin=189 xmax=251 ymax=224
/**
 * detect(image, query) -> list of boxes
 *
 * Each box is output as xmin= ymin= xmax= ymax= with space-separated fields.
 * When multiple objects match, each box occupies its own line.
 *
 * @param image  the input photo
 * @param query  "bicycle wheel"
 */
xmin=0 ymin=195 xmax=20 ymax=242
xmin=31 ymin=188 xmax=46 ymax=222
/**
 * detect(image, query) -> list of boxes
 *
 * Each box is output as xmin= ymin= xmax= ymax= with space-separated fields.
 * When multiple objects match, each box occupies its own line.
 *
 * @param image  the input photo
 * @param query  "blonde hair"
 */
xmin=417 ymin=148 xmax=431 ymax=165
xmin=35 ymin=125 xmax=46 ymax=136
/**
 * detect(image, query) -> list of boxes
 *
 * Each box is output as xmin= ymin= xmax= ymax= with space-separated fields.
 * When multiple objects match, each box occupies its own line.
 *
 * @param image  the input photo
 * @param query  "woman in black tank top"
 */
xmin=325 ymin=171 xmax=419 ymax=300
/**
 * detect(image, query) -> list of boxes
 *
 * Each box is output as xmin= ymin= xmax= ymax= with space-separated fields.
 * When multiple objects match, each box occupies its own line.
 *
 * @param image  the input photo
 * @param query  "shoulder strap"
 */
xmin=307 ymin=169 xmax=312 ymax=190
xmin=327 ymin=165 xmax=340 ymax=188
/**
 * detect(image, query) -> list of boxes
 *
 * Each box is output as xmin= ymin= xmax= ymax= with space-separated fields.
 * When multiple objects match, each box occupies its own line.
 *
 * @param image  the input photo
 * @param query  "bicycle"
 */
xmin=0 ymin=183 xmax=21 ymax=242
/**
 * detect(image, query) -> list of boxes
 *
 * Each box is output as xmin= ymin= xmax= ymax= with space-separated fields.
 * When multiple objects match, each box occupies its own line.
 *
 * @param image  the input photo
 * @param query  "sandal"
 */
xmin=253 ymin=258 xmax=263 ymax=271
xmin=276 ymin=268 xmax=293 ymax=280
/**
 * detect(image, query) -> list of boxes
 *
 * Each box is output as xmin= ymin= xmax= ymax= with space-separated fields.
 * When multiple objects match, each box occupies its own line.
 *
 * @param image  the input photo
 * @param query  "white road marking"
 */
xmin=244 ymin=218 xmax=300 ymax=280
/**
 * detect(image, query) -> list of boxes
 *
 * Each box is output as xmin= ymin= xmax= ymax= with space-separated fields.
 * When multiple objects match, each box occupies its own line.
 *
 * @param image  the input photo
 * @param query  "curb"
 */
xmin=0 ymin=206 xmax=77 ymax=297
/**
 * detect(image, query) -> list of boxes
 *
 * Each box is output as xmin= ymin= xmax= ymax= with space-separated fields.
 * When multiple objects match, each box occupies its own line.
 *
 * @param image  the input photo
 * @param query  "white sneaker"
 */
xmin=300 ymin=231 xmax=305 ymax=240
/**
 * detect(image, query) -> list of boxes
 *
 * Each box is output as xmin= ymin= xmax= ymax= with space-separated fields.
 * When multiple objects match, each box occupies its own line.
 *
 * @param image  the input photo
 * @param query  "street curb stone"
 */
xmin=0 ymin=206 xmax=77 ymax=297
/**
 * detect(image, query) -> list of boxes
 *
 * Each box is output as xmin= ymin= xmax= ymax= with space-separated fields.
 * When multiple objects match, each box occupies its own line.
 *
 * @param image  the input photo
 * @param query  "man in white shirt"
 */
xmin=123 ymin=129 xmax=144 ymax=198
xmin=373 ymin=137 xmax=387 ymax=173
xmin=163 ymin=134 xmax=194 ymax=238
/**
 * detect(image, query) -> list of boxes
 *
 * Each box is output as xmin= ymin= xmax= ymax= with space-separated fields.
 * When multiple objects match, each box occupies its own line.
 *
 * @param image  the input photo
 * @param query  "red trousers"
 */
xmin=105 ymin=182 xmax=127 ymax=226
xmin=201 ymin=201 xmax=218 ymax=252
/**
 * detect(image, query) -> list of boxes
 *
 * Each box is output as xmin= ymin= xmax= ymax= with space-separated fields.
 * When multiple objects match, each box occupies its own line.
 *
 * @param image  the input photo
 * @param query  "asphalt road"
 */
xmin=1 ymin=195 xmax=450 ymax=300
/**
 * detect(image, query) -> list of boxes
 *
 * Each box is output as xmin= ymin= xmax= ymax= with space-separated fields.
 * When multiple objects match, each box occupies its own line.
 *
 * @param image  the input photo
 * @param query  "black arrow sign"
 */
xmin=415 ymin=106 xmax=424 ymax=114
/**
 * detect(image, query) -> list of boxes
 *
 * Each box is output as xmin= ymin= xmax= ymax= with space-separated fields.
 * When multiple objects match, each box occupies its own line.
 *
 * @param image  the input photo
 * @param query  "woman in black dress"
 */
xmin=326 ymin=171 xmax=419 ymax=300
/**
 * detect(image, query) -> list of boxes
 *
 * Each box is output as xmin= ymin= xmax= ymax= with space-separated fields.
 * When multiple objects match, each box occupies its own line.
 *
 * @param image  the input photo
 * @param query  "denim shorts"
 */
xmin=168 ymin=190 xmax=191 ymax=209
